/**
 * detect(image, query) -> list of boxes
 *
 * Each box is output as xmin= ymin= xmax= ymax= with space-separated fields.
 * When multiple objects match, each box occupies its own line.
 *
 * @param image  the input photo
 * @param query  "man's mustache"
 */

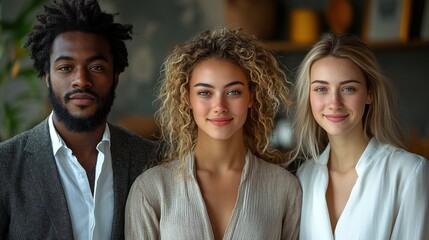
xmin=64 ymin=89 xmax=99 ymax=102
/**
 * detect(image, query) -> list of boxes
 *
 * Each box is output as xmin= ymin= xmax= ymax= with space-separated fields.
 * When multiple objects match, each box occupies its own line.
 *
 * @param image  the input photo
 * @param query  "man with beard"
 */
xmin=0 ymin=0 xmax=158 ymax=239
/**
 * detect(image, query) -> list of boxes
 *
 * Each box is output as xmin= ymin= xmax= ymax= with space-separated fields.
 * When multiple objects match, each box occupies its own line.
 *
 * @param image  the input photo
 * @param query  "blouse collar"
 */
xmin=318 ymin=138 xmax=379 ymax=176
xmin=187 ymin=150 xmax=253 ymax=183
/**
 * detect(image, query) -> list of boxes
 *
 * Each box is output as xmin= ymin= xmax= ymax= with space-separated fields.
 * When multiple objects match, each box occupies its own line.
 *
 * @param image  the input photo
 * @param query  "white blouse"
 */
xmin=125 ymin=151 xmax=302 ymax=240
xmin=297 ymin=138 xmax=429 ymax=240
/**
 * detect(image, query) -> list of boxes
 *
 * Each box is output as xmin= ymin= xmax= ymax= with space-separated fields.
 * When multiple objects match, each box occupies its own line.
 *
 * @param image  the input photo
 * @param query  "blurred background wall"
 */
xmin=1 ymin=0 xmax=428 ymax=157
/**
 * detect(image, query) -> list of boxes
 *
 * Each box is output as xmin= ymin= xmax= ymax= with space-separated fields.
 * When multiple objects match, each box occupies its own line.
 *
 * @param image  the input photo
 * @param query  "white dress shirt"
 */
xmin=125 ymin=151 xmax=302 ymax=240
xmin=48 ymin=114 xmax=114 ymax=240
xmin=297 ymin=138 xmax=429 ymax=240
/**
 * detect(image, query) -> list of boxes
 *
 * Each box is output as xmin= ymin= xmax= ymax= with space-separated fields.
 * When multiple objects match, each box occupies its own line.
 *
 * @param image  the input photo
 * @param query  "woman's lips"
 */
xmin=324 ymin=114 xmax=348 ymax=122
xmin=209 ymin=117 xmax=233 ymax=126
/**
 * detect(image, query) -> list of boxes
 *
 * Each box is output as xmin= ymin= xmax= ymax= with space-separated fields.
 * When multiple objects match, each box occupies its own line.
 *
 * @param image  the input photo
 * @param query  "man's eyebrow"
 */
xmin=86 ymin=55 xmax=109 ymax=63
xmin=53 ymin=55 xmax=74 ymax=63
xmin=53 ymin=55 xmax=109 ymax=64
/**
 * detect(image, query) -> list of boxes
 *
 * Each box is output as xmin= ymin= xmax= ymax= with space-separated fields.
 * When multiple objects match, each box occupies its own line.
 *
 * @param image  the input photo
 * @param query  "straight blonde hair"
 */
xmin=289 ymin=33 xmax=405 ymax=163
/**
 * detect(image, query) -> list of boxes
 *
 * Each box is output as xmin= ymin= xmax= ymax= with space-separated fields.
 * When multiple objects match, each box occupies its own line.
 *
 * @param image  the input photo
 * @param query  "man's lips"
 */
xmin=208 ymin=117 xmax=233 ymax=126
xmin=68 ymin=93 xmax=96 ymax=106
xmin=324 ymin=114 xmax=349 ymax=122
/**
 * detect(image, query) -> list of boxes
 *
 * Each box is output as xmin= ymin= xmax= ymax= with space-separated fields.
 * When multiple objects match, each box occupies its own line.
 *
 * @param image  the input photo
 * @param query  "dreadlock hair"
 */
xmin=24 ymin=0 xmax=133 ymax=78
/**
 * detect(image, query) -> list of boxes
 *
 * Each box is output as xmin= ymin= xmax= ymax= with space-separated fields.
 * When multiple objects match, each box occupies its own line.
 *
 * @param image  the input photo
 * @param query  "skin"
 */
xmin=45 ymin=31 xmax=118 ymax=193
xmin=188 ymin=58 xmax=252 ymax=240
xmin=309 ymin=56 xmax=372 ymax=232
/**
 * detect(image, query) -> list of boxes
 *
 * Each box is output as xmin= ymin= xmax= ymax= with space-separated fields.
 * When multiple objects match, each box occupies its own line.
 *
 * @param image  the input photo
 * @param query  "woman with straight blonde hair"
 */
xmin=125 ymin=26 xmax=301 ymax=240
xmin=290 ymin=33 xmax=429 ymax=239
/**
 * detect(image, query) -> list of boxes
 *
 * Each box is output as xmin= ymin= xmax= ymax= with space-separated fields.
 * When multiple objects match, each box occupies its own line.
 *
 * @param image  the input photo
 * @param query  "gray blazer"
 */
xmin=0 ymin=119 xmax=158 ymax=239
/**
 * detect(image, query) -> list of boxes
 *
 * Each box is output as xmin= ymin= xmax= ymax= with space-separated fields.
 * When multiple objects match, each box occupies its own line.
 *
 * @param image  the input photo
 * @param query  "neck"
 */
xmin=194 ymin=136 xmax=247 ymax=173
xmin=53 ymin=116 xmax=106 ymax=156
xmin=327 ymin=132 xmax=370 ymax=172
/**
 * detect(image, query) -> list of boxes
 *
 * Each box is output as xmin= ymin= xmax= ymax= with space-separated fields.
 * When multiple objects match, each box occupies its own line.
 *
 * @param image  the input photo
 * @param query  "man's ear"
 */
xmin=44 ymin=72 xmax=50 ymax=88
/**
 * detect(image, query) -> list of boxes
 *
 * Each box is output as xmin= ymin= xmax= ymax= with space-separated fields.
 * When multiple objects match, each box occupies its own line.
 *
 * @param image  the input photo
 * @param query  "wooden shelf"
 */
xmin=263 ymin=39 xmax=429 ymax=53
xmin=364 ymin=40 xmax=429 ymax=50
xmin=262 ymin=41 xmax=314 ymax=52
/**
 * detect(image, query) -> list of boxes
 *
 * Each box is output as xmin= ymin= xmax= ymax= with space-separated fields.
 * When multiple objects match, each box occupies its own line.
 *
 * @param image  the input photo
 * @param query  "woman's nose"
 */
xmin=213 ymin=95 xmax=227 ymax=113
xmin=328 ymin=91 xmax=343 ymax=110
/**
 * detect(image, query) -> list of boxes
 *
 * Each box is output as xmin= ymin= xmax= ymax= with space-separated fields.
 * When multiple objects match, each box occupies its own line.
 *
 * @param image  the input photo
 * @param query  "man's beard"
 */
xmin=48 ymin=77 xmax=116 ymax=132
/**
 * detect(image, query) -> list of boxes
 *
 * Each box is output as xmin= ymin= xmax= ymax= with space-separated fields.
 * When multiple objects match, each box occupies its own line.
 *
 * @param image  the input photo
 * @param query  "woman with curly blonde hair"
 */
xmin=125 ymin=26 xmax=301 ymax=239
xmin=290 ymin=33 xmax=429 ymax=239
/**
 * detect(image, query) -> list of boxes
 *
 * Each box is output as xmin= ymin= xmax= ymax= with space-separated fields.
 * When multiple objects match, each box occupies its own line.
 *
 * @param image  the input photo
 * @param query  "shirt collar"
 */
xmin=48 ymin=112 xmax=111 ymax=155
xmin=355 ymin=137 xmax=378 ymax=174
xmin=187 ymin=150 xmax=253 ymax=182
xmin=318 ymin=137 xmax=379 ymax=175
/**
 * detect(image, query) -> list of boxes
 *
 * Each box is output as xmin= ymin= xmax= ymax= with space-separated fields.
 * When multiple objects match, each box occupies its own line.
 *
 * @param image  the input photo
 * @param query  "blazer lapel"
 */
xmin=109 ymin=125 xmax=130 ymax=239
xmin=25 ymin=120 xmax=74 ymax=239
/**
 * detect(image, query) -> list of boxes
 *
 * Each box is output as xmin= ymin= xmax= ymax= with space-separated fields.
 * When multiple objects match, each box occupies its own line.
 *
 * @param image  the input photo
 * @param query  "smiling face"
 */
xmin=188 ymin=58 xmax=252 ymax=142
xmin=309 ymin=56 xmax=372 ymax=138
xmin=46 ymin=31 xmax=117 ymax=132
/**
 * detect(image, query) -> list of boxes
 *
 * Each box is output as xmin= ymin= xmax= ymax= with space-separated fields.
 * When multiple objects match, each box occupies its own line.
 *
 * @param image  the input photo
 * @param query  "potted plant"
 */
xmin=0 ymin=0 xmax=48 ymax=141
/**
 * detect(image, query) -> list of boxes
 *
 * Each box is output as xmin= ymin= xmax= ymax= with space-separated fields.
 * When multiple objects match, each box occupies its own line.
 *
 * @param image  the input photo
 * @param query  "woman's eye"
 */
xmin=197 ymin=91 xmax=210 ymax=96
xmin=314 ymin=87 xmax=326 ymax=92
xmin=343 ymin=87 xmax=355 ymax=92
xmin=227 ymin=90 xmax=241 ymax=96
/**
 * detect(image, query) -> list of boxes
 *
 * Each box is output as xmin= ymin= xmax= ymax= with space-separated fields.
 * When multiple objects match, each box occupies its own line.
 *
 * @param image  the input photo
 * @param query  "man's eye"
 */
xmin=90 ymin=65 xmax=104 ymax=71
xmin=58 ymin=66 xmax=72 ymax=72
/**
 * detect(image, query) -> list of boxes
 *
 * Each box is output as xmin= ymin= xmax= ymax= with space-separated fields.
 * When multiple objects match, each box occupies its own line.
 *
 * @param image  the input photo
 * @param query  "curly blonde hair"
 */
xmin=155 ymin=26 xmax=291 ymax=171
xmin=289 ymin=33 xmax=405 ymax=163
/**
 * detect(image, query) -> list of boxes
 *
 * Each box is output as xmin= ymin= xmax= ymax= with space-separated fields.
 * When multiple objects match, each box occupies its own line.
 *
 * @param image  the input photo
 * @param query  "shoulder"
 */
xmin=108 ymin=123 xmax=160 ymax=160
xmin=130 ymin=160 xmax=181 ymax=202
xmin=0 ymin=122 xmax=51 ymax=192
xmin=296 ymin=158 xmax=322 ymax=179
xmin=1 ymin=120 xmax=47 ymax=146
xmin=376 ymin=142 xmax=428 ymax=174
xmin=133 ymin=160 xmax=180 ymax=190
xmin=253 ymin=156 xmax=301 ymax=192
xmin=0 ymin=121 xmax=49 ymax=159
xmin=109 ymin=123 xmax=158 ymax=147
xmin=0 ymin=132 xmax=28 ymax=153
xmin=358 ymin=142 xmax=429 ymax=194
xmin=140 ymin=160 xmax=179 ymax=179
xmin=374 ymin=143 xmax=429 ymax=200
xmin=295 ymin=158 xmax=328 ymax=194
xmin=252 ymin=157 xmax=302 ymax=207
xmin=254 ymin=156 xmax=294 ymax=177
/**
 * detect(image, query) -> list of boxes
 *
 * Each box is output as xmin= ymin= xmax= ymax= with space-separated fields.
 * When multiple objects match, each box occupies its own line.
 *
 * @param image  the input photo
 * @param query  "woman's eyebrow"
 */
xmin=193 ymin=81 xmax=245 ymax=88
